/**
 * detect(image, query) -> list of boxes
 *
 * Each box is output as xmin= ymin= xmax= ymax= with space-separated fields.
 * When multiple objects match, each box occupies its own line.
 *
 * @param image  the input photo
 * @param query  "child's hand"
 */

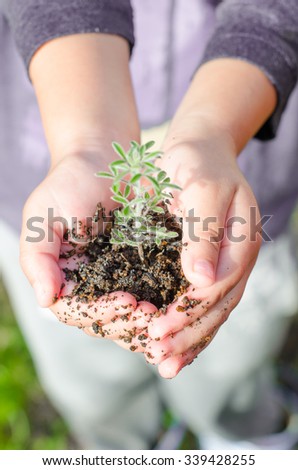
xmin=142 ymin=57 xmax=276 ymax=378
xmin=20 ymin=152 xmax=111 ymax=307
xmin=145 ymin=131 xmax=262 ymax=378
xmin=20 ymin=151 xmax=155 ymax=345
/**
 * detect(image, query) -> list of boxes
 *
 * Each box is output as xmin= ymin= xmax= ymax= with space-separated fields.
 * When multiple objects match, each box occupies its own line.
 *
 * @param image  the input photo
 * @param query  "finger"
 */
xmin=157 ymin=337 xmax=216 ymax=379
xmin=146 ymin=279 xmax=245 ymax=365
xmin=148 ymin=285 xmax=209 ymax=341
xmin=148 ymin=263 xmax=245 ymax=340
xmin=99 ymin=300 xmax=157 ymax=335
xmin=179 ymin=182 xmax=232 ymax=288
xmin=133 ymin=301 xmax=158 ymax=328
xmin=53 ymin=280 xmax=137 ymax=330
xmin=20 ymin=213 xmax=62 ymax=307
xmin=113 ymin=333 xmax=148 ymax=353
xmin=147 ymin=310 xmax=224 ymax=366
xmin=84 ymin=318 xmax=142 ymax=340
xmin=20 ymin=186 xmax=73 ymax=308
xmin=53 ymin=291 xmax=137 ymax=328
xmin=83 ymin=300 xmax=156 ymax=338
xmin=85 ymin=327 xmax=149 ymax=352
xmin=83 ymin=325 xmax=149 ymax=353
xmin=151 ymin=263 xmax=254 ymax=378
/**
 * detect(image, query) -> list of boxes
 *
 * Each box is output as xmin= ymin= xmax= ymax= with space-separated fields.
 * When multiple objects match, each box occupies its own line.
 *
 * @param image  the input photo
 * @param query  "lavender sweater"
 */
xmin=1 ymin=0 xmax=298 ymax=239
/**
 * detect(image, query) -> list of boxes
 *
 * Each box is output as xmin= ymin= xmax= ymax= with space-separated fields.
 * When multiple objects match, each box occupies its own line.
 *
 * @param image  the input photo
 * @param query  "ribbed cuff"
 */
xmin=201 ymin=32 xmax=297 ymax=140
xmin=10 ymin=1 xmax=134 ymax=72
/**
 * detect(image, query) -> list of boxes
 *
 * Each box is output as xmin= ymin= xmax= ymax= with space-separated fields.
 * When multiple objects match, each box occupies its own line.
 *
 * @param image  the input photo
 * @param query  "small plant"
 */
xmin=96 ymin=140 xmax=181 ymax=263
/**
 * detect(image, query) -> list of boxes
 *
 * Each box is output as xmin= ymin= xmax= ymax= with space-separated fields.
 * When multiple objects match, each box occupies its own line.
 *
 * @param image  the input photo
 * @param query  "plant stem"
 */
xmin=134 ymin=173 xmax=147 ymax=264
xmin=137 ymin=243 xmax=146 ymax=264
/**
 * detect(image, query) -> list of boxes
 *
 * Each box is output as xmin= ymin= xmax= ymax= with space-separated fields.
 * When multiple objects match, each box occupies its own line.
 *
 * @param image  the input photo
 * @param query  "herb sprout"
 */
xmin=96 ymin=141 xmax=181 ymax=263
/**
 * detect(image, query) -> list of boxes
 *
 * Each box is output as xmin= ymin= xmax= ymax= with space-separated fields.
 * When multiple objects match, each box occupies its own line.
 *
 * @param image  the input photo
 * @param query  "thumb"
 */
xmin=180 ymin=192 xmax=227 ymax=288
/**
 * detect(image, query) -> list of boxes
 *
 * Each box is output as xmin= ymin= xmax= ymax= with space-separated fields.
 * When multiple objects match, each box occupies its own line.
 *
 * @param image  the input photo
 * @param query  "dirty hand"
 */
xmin=145 ymin=126 xmax=262 ymax=378
xmin=20 ymin=152 xmax=155 ymax=344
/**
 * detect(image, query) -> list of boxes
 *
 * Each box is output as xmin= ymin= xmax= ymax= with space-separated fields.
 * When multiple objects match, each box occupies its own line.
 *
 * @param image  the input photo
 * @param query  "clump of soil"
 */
xmin=62 ymin=205 xmax=189 ymax=309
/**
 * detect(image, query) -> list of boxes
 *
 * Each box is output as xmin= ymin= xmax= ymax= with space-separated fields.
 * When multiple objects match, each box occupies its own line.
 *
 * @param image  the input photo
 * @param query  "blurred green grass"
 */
xmin=0 ymin=279 xmax=74 ymax=450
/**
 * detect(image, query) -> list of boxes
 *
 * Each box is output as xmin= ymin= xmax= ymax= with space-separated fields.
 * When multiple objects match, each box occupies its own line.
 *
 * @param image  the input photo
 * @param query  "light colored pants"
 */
xmin=0 ymin=219 xmax=298 ymax=449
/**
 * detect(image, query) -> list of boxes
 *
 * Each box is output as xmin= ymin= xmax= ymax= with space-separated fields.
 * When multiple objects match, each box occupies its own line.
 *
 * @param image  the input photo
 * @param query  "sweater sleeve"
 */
xmin=201 ymin=0 xmax=298 ymax=140
xmin=1 ymin=0 xmax=134 ymax=71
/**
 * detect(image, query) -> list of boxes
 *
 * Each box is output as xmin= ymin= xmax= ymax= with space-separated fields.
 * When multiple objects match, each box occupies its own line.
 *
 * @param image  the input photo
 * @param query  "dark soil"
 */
xmin=62 ymin=205 xmax=189 ymax=309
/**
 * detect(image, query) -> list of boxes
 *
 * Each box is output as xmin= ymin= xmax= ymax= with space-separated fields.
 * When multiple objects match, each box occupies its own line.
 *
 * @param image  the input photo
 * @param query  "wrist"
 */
xmin=163 ymin=111 xmax=237 ymax=160
xmin=164 ymin=59 xmax=276 ymax=156
xmin=50 ymin=130 xmax=141 ymax=170
xmin=30 ymin=33 xmax=140 ymax=168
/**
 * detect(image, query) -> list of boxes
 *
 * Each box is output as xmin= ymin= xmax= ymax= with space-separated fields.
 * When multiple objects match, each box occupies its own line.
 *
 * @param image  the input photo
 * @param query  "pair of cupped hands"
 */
xmin=20 ymin=136 xmax=261 ymax=379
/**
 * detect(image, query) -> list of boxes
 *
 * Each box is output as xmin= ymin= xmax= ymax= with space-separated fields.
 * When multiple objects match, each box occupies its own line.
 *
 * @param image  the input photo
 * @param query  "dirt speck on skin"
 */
xmin=176 ymin=296 xmax=202 ymax=312
xmin=146 ymin=352 xmax=154 ymax=360
xmin=61 ymin=207 xmax=189 ymax=309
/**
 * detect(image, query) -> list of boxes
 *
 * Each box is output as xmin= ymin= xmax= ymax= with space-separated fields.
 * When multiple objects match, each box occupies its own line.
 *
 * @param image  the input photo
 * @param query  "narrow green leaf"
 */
xmin=112 ymin=195 xmax=128 ymax=205
xmin=139 ymin=144 xmax=146 ymax=157
xmin=124 ymin=184 xmax=131 ymax=198
xmin=161 ymin=182 xmax=182 ymax=190
xmin=110 ymin=160 xmax=128 ymax=169
xmin=112 ymin=183 xmax=120 ymax=194
xmin=123 ymin=206 xmax=131 ymax=217
xmin=112 ymin=142 xmax=127 ymax=160
xmin=130 ymin=173 xmax=142 ymax=184
xmin=130 ymin=140 xmax=140 ymax=149
xmin=144 ymin=140 xmax=155 ymax=151
xmin=146 ymin=175 xmax=160 ymax=193
xmin=95 ymin=171 xmax=113 ymax=179
xmin=144 ymin=162 xmax=157 ymax=171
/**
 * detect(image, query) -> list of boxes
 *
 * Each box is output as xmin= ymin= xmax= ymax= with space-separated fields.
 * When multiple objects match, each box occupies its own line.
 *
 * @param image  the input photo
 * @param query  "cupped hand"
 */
xmin=20 ymin=134 xmax=262 ymax=374
xmin=20 ymin=151 xmax=156 ymax=346
xmin=145 ymin=132 xmax=262 ymax=378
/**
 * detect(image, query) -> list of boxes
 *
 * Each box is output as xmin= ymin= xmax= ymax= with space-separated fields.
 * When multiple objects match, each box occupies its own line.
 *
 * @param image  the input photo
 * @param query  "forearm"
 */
xmin=165 ymin=58 xmax=277 ymax=155
xmin=29 ymin=33 xmax=139 ymax=165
